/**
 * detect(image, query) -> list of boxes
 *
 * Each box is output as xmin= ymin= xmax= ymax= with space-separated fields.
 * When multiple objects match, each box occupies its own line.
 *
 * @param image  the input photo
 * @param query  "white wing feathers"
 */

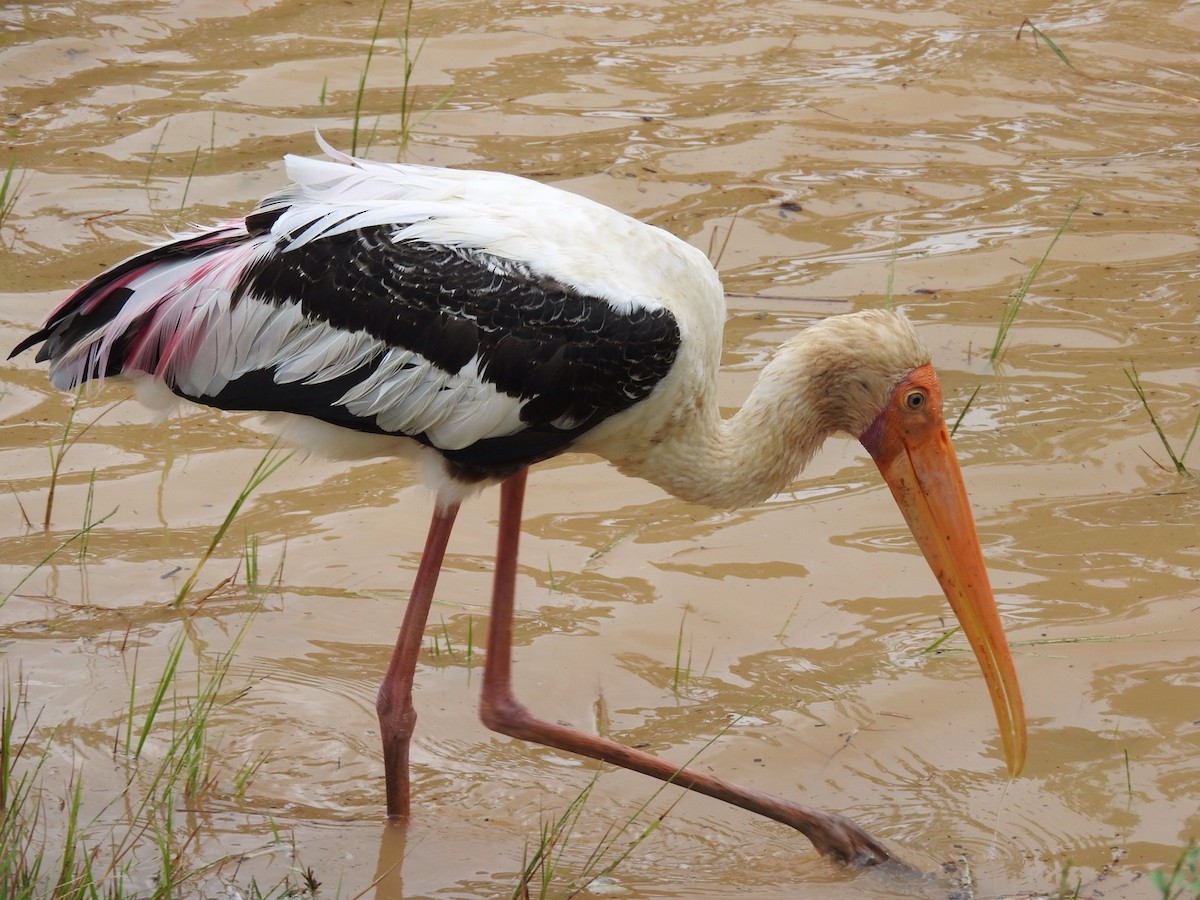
xmin=171 ymin=293 xmax=526 ymax=450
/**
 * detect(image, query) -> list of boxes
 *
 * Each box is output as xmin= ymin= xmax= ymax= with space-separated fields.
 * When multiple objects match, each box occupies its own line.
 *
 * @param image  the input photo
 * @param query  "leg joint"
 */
xmin=479 ymin=692 xmax=534 ymax=738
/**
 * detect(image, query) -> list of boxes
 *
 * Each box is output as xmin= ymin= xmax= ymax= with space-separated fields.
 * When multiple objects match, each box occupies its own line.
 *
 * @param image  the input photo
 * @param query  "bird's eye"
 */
xmin=903 ymin=389 xmax=927 ymax=411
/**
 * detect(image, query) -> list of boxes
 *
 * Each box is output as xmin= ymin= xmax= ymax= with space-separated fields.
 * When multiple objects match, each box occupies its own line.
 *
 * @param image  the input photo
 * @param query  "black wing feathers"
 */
xmin=231 ymin=225 xmax=681 ymax=479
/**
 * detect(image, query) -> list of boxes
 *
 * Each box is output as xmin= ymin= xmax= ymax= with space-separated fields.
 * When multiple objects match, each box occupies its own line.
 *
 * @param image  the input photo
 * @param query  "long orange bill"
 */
xmin=859 ymin=363 xmax=1026 ymax=776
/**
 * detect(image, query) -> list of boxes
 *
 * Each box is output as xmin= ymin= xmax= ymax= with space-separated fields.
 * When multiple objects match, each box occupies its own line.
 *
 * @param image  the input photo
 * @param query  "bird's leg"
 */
xmin=377 ymin=499 xmax=460 ymax=820
xmin=479 ymin=470 xmax=897 ymax=869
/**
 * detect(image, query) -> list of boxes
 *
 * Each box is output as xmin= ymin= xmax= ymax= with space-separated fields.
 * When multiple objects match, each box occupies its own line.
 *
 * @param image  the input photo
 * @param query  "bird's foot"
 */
xmin=802 ymin=811 xmax=894 ymax=867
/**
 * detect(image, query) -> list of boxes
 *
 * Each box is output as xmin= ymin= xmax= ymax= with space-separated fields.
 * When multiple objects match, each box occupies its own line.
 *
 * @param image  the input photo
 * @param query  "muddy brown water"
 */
xmin=2 ymin=1 xmax=1198 ymax=897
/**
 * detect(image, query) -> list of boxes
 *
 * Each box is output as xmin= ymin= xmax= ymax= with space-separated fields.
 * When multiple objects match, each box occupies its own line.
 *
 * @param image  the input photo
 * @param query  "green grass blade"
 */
xmin=921 ymin=625 xmax=961 ymax=655
xmin=134 ymin=628 xmax=187 ymax=758
xmin=883 ymin=220 xmax=901 ymax=310
xmin=950 ymin=384 xmax=982 ymax=437
xmin=352 ymin=0 xmax=389 ymax=156
xmin=176 ymin=145 xmax=203 ymax=224
xmin=2 ymin=509 xmax=119 ymax=607
xmin=171 ymin=447 xmax=291 ymax=607
xmin=145 ymin=120 xmax=170 ymax=186
xmin=570 ymin=704 xmax=766 ymax=894
xmin=1124 ymin=364 xmax=1193 ymax=475
xmin=0 ymin=157 xmax=23 ymax=235
xmin=671 ymin=608 xmax=688 ymax=694
xmin=1016 ymin=18 xmax=1074 ymax=69
xmin=990 ymin=198 xmax=1080 ymax=364
xmin=1180 ymin=410 xmax=1200 ymax=461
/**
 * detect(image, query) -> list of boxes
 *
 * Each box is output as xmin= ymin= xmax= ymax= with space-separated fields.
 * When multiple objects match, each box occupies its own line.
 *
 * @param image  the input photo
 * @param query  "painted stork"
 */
xmin=10 ymin=136 xmax=1025 ymax=868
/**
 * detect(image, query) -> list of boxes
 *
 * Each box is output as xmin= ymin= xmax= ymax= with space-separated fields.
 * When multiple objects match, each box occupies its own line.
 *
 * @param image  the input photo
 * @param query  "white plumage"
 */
xmin=279 ymin=135 xmax=712 ymax=318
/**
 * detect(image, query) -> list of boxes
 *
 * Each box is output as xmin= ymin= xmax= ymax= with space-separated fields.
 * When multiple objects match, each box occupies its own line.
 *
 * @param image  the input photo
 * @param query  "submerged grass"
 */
xmin=129 ymin=626 xmax=188 ymax=759
xmin=2 ymin=509 xmax=117 ymax=608
xmin=1016 ymin=18 xmax=1075 ymax=69
xmin=1 ymin=540 xmax=305 ymax=896
xmin=671 ymin=607 xmax=690 ymax=695
xmin=141 ymin=113 xmax=217 ymax=220
xmin=705 ymin=211 xmax=737 ymax=270
xmin=42 ymin=394 xmax=123 ymax=532
xmin=942 ymin=200 xmax=1081 ymax=440
xmin=1152 ymin=842 xmax=1200 ymax=899
xmin=0 ymin=612 xmax=313 ymax=897
xmin=171 ymin=446 xmax=291 ymax=607
xmin=425 ymin=614 xmax=476 ymax=662
xmin=920 ymin=625 xmax=961 ymax=655
xmin=348 ymin=0 xmax=454 ymax=157
xmin=1 ymin=436 xmax=306 ymax=894
xmin=883 ymin=220 xmax=901 ymax=310
xmin=395 ymin=0 xmax=455 ymax=153
xmin=144 ymin=121 xmax=169 ymax=185
xmin=950 ymin=384 xmax=982 ymax=438
xmin=1055 ymin=859 xmax=1083 ymax=899
xmin=351 ymin=0 xmax=390 ymax=155
xmin=990 ymin=199 xmax=1079 ymax=364
xmin=513 ymin=777 xmax=598 ymax=900
xmin=511 ymin=705 xmax=763 ymax=898
xmin=1124 ymin=364 xmax=1199 ymax=476
xmin=0 ymin=158 xmax=23 ymax=239
xmin=176 ymin=144 xmax=203 ymax=225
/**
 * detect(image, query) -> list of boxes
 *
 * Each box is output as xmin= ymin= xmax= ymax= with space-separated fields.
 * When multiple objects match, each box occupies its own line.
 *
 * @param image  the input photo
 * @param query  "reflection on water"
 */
xmin=1 ymin=0 xmax=1197 ymax=896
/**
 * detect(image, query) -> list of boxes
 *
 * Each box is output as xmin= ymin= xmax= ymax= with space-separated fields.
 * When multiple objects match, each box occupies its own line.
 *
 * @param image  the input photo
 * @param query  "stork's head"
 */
xmin=809 ymin=309 xmax=1027 ymax=776
xmin=830 ymin=314 xmax=1027 ymax=777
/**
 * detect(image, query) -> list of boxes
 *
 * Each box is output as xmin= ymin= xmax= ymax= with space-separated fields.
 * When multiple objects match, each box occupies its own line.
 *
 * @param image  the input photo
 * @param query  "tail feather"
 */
xmin=9 ymin=225 xmax=254 ymax=390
